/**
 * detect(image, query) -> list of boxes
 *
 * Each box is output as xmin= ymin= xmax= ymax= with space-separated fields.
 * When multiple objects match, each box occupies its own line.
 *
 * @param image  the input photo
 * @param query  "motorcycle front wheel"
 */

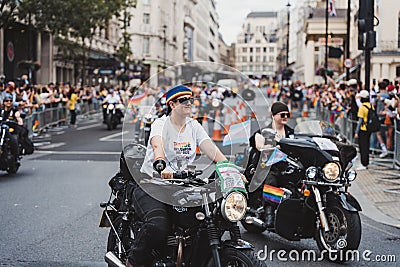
xmin=107 ymin=216 xmax=133 ymax=266
xmin=206 ymin=247 xmax=265 ymax=267
xmin=315 ymin=205 xmax=361 ymax=262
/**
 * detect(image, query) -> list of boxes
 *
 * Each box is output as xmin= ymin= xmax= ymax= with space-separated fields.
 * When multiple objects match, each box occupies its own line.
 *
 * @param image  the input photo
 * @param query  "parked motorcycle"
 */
xmin=103 ymin=103 xmax=124 ymax=130
xmin=99 ymin=143 xmax=264 ymax=267
xmin=0 ymin=120 xmax=21 ymax=174
xmin=238 ymin=120 xmax=361 ymax=262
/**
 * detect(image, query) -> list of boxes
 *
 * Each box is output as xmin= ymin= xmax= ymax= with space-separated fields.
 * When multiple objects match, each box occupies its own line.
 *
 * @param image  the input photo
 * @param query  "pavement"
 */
xmin=352 ymin=157 xmax=400 ymax=228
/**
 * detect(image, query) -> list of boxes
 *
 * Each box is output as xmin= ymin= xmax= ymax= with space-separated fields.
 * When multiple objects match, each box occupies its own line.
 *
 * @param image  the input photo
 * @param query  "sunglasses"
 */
xmin=174 ymin=97 xmax=194 ymax=105
xmin=3 ymin=100 xmax=12 ymax=103
xmin=278 ymin=112 xmax=290 ymax=118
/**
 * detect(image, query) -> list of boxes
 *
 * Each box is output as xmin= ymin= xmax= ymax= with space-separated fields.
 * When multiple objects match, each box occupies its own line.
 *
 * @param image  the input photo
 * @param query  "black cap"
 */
xmin=271 ymin=101 xmax=289 ymax=115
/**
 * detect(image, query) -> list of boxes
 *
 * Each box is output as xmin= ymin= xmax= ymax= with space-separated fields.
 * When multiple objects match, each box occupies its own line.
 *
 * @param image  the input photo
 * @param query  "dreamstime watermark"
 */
xmin=256 ymin=245 xmax=397 ymax=263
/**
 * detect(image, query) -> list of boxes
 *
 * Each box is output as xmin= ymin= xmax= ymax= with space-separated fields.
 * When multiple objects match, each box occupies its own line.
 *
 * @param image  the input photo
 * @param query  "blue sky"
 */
xmin=216 ymin=0 xmax=290 ymax=45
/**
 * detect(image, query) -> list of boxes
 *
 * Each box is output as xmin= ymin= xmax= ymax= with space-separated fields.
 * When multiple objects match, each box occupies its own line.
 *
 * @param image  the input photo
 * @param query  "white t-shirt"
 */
xmin=104 ymin=93 xmax=121 ymax=104
xmin=141 ymin=115 xmax=211 ymax=176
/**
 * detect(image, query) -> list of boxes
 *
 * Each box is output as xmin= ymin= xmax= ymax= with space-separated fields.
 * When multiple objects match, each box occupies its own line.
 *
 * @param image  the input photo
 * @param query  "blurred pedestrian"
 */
xmin=354 ymin=90 xmax=372 ymax=170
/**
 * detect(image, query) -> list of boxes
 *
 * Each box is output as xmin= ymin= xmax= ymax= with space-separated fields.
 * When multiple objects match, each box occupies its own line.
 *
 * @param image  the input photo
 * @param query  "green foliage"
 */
xmin=0 ymin=0 xmax=20 ymax=29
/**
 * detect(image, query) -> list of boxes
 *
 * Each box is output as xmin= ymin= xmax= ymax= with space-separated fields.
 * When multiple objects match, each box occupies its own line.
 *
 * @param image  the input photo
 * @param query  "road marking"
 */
xmin=37 ymin=142 xmax=66 ymax=149
xmin=34 ymin=150 xmax=121 ymax=155
xmin=77 ymin=123 xmax=102 ymax=130
xmin=99 ymin=131 xmax=129 ymax=141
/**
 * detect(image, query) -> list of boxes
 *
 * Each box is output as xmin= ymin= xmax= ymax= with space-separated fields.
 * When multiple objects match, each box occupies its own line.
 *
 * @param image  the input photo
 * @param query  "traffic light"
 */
xmin=358 ymin=0 xmax=376 ymax=50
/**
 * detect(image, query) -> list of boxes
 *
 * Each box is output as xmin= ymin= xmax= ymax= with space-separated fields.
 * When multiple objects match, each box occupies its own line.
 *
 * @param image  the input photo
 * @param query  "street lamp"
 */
xmin=286 ymin=1 xmax=291 ymax=68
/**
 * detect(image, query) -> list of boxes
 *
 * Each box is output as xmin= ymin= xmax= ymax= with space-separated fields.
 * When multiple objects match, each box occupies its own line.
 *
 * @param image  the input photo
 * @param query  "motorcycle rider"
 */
xmin=126 ymin=85 xmax=229 ymax=267
xmin=248 ymin=101 xmax=294 ymax=227
xmin=0 ymin=94 xmax=23 ymax=156
xmin=102 ymin=88 xmax=122 ymax=123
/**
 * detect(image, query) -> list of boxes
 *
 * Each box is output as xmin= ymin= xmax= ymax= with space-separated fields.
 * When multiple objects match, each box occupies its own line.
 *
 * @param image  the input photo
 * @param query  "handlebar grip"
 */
xmin=153 ymin=159 xmax=166 ymax=174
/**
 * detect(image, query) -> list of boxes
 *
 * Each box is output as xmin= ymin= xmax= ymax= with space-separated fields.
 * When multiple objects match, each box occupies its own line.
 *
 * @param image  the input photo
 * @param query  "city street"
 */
xmin=0 ymin=89 xmax=399 ymax=266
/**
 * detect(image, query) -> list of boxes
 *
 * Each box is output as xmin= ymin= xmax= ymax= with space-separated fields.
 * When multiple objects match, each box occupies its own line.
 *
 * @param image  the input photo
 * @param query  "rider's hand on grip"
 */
xmin=153 ymin=159 xmax=166 ymax=174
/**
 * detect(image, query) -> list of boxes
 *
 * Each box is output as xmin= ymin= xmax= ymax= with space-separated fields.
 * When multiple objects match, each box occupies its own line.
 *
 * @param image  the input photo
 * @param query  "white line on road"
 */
xmin=99 ymin=131 xmax=129 ymax=141
xmin=77 ymin=123 xmax=102 ymax=130
xmin=34 ymin=150 xmax=121 ymax=155
xmin=36 ymin=142 xmax=66 ymax=149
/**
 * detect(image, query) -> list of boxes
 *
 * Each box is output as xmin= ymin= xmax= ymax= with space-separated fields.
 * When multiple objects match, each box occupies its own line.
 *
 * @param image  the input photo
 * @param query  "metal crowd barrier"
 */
xmin=314 ymin=105 xmax=397 ymax=166
xmin=23 ymin=102 xmax=99 ymax=137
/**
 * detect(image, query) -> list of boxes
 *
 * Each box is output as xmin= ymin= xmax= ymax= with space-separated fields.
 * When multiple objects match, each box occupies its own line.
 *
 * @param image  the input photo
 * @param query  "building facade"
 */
xmin=235 ymin=12 xmax=278 ymax=79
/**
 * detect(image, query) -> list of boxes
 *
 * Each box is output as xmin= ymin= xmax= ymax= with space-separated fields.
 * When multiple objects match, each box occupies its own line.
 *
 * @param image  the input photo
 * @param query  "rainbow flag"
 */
xmin=128 ymin=91 xmax=147 ymax=106
xmin=263 ymin=184 xmax=284 ymax=203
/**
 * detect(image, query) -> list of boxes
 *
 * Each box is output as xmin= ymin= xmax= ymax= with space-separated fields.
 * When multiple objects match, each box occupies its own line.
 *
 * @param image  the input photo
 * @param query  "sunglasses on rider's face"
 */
xmin=3 ymin=99 xmax=12 ymax=103
xmin=278 ymin=112 xmax=290 ymax=118
xmin=174 ymin=97 xmax=194 ymax=105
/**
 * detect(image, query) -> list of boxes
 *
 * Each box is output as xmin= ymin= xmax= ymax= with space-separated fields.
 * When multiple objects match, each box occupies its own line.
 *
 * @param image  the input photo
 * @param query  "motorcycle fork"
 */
xmin=106 ymin=207 xmax=129 ymax=257
xmin=312 ymin=186 xmax=330 ymax=232
xmin=202 ymin=192 xmax=222 ymax=267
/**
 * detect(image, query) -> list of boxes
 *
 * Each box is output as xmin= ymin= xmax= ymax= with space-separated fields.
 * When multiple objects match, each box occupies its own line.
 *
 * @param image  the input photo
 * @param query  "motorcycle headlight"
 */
xmin=108 ymin=104 xmax=115 ymax=110
xmin=102 ymin=104 xmax=108 ymax=109
xmin=322 ymin=162 xmax=341 ymax=182
xmin=221 ymin=192 xmax=247 ymax=222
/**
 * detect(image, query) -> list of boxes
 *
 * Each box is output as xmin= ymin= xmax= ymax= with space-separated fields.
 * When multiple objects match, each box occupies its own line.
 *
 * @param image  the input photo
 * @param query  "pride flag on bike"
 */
xmin=263 ymin=185 xmax=284 ymax=203
xmin=222 ymin=120 xmax=251 ymax=146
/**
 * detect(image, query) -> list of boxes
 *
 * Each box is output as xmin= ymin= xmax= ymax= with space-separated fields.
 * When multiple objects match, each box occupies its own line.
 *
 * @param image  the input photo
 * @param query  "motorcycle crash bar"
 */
xmin=244 ymin=216 xmax=265 ymax=228
xmin=105 ymin=251 xmax=126 ymax=267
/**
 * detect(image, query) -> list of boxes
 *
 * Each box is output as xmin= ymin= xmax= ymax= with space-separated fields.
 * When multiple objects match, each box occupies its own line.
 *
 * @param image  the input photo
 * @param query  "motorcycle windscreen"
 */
xmin=215 ymin=161 xmax=246 ymax=196
xmin=248 ymin=148 xmax=287 ymax=193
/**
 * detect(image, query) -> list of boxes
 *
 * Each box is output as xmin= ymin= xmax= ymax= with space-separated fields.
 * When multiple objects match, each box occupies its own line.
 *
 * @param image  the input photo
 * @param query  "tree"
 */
xmin=16 ymin=0 xmax=129 ymax=82
xmin=0 ymin=0 xmax=20 ymax=29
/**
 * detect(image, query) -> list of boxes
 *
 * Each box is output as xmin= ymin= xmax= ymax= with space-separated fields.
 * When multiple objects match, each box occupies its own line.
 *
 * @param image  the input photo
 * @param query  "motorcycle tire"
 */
xmin=107 ymin=216 xmax=133 ymax=267
xmin=315 ymin=205 xmax=361 ymax=262
xmin=7 ymin=161 xmax=20 ymax=174
xmin=206 ymin=247 xmax=265 ymax=267
xmin=106 ymin=116 xmax=113 ymax=131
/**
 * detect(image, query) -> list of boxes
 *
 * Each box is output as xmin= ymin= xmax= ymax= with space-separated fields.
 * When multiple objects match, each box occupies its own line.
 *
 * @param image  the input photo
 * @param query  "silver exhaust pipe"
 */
xmin=245 ymin=216 xmax=265 ymax=228
xmin=105 ymin=251 xmax=126 ymax=267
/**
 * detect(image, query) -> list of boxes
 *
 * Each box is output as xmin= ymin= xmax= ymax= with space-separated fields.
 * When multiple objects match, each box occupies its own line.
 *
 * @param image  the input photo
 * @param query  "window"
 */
xmin=269 ymin=47 xmax=274 ymax=53
xmin=256 ymin=39 xmax=261 ymax=43
xmin=209 ymin=42 xmax=215 ymax=50
xmin=256 ymin=56 xmax=260 ymax=62
xmin=143 ymin=13 xmax=150 ymax=24
xmin=250 ymin=56 xmax=253 ymax=62
xmin=210 ymin=27 xmax=215 ymax=36
xmin=249 ymin=65 xmax=253 ymax=72
xmin=242 ymin=56 xmax=247 ymax=62
xmin=269 ymin=56 xmax=274 ymax=62
xmin=250 ymin=47 xmax=253 ymax=53
xmin=269 ymin=66 xmax=274 ymax=72
xmin=263 ymin=56 xmax=267 ymax=62
xmin=242 ymin=47 xmax=247 ymax=53
xmin=263 ymin=65 xmax=267 ymax=71
xmin=143 ymin=37 xmax=150 ymax=54
xmin=263 ymin=47 xmax=267 ymax=53
xmin=255 ymin=65 xmax=260 ymax=72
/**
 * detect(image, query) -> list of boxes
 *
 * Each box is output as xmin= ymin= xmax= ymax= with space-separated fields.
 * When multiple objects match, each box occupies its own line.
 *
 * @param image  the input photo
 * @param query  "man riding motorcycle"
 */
xmin=0 ymin=94 xmax=24 ymax=156
xmin=126 ymin=85 xmax=231 ymax=267
xmin=102 ymin=88 xmax=122 ymax=123
xmin=247 ymin=101 xmax=293 ymax=227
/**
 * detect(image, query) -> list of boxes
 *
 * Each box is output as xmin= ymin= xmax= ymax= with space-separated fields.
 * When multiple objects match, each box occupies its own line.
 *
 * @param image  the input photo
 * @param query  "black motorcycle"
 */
xmin=99 ymin=143 xmax=264 ymax=267
xmin=103 ymin=103 xmax=124 ymax=130
xmin=238 ymin=120 xmax=361 ymax=262
xmin=0 ymin=120 xmax=21 ymax=174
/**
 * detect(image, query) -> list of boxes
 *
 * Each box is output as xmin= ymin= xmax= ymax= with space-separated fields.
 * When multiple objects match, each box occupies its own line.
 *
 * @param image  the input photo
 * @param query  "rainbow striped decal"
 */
xmin=263 ymin=184 xmax=284 ymax=203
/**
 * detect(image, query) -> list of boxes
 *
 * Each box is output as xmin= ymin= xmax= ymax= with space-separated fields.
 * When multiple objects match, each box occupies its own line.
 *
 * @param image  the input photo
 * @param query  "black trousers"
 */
xmin=128 ymin=186 xmax=170 ymax=266
xmin=70 ymin=110 xmax=76 ymax=125
xmin=358 ymin=130 xmax=371 ymax=167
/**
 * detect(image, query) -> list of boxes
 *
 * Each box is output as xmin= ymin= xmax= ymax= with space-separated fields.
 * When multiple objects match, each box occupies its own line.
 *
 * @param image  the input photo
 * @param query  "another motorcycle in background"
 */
xmin=0 ymin=120 xmax=21 ymax=174
xmin=238 ymin=120 xmax=361 ymax=262
xmin=99 ymin=143 xmax=264 ymax=267
xmin=103 ymin=103 xmax=124 ymax=130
